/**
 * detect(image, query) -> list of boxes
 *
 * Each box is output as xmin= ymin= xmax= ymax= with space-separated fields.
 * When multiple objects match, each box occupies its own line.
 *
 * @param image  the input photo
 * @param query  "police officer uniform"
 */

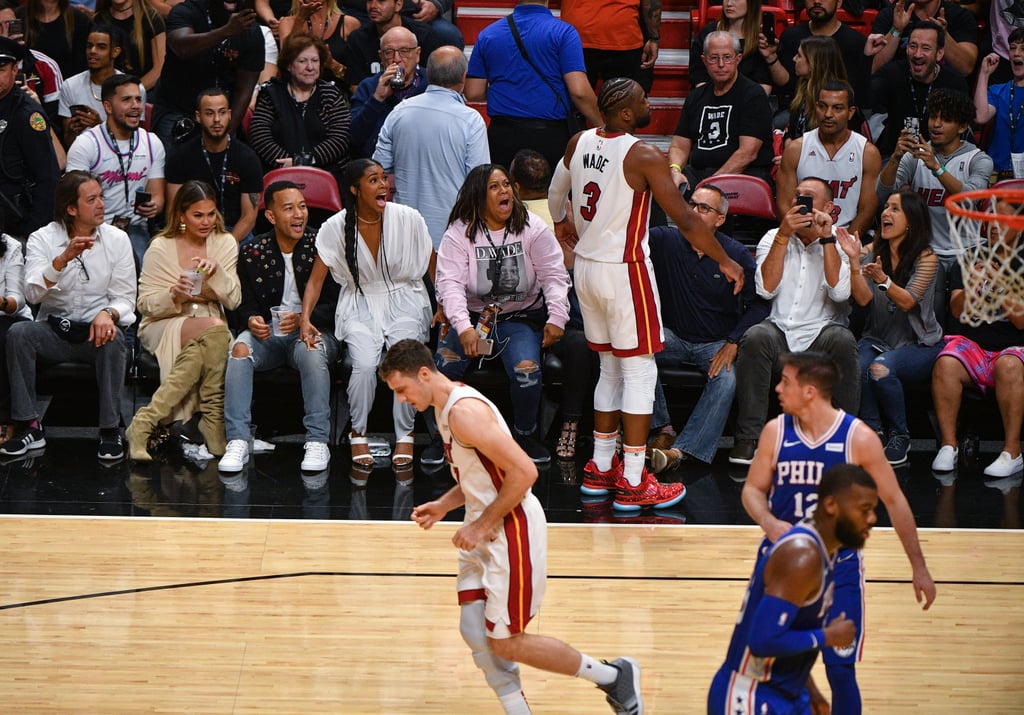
xmin=0 ymin=36 xmax=59 ymax=238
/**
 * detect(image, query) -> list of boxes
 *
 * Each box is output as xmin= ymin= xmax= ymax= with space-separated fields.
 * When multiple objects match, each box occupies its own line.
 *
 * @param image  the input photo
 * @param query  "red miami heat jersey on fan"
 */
xmin=569 ymin=128 xmax=650 ymax=264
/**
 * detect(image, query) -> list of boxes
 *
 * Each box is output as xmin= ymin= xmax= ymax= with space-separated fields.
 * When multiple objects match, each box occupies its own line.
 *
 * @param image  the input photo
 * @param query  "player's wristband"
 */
xmin=748 ymin=595 xmax=831 ymax=657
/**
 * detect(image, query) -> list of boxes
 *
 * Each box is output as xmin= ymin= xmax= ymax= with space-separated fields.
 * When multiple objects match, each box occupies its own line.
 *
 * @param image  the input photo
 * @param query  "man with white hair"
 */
xmin=667 ymin=30 xmax=774 ymax=193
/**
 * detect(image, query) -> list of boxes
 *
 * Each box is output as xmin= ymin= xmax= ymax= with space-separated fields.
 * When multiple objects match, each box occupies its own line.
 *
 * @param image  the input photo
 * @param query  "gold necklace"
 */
xmin=358 ymin=214 xmax=381 ymax=224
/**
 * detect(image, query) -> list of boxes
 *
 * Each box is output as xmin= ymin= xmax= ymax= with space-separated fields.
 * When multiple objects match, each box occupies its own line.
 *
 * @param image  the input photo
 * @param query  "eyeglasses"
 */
xmin=75 ymin=256 xmax=90 ymax=282
xmin=688 ymin=200 xmax=722 ymax=216
xmin=379 ymin=47 xmax=418 ymax=59
xmin=704 ymin=54 xmax=737 ymax=65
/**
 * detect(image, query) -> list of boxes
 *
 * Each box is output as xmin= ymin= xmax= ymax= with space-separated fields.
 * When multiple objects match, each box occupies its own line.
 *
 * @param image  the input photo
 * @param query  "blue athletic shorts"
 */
xmin=708 ymin=667 xmax=812 ymax=715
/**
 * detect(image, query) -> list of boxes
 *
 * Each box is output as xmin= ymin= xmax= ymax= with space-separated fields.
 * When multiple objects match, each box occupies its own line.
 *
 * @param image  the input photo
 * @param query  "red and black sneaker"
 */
xmin=581 ymin=454 xmax=622 ymax=495
xmin=613 ymin=468 xmax=686 ymax=511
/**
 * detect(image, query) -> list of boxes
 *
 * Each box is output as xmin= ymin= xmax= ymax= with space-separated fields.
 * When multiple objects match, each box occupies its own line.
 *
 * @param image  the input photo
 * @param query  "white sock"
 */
xmin=498 ymin=690 xmax=532 ymax=714
xmin=593 ymin=430 xmax=619 ymax=472
xmin=576 ymin=654 xmax=617 ymax=686
xmin=622 ymin=444 xmax=646 ymax=487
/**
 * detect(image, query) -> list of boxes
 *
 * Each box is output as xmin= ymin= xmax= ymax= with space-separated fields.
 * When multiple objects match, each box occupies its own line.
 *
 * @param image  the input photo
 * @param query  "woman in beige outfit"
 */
xmin=127 ymin=181 xmax=241 ymax=460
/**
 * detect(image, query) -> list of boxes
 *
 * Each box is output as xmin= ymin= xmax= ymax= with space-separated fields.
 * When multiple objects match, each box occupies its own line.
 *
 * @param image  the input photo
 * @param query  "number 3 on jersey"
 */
xmin=579 ymin=181 xmax=602 ymax=221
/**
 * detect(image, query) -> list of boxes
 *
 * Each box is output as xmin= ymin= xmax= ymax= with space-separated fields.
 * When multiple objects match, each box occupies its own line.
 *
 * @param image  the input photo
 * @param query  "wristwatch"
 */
xmin=819 ymin=236 xmax=836 ymax=245
xmin=103 ymin=307 xmax=117 ymax=321
xmin=877 ymin=277 xmax=893 ymax=291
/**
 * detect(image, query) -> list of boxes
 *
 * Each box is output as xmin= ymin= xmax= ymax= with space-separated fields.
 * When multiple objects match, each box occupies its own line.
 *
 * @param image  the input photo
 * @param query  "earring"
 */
xmin=178 ymin=222 xmax=186 ymax=233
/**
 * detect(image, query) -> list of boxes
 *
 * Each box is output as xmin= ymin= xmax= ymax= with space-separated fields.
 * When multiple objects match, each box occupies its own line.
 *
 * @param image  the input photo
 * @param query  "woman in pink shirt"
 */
xmin=433 ymin=164 xmax=571 ymax=464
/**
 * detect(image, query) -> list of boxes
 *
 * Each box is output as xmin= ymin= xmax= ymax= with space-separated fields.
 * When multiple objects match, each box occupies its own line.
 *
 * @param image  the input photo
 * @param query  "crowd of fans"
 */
xmin=0 ymin=0 xmax=1020 ymax=483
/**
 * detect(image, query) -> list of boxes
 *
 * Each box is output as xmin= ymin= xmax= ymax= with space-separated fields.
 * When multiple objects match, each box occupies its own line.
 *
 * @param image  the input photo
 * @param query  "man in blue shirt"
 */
xmin=373 ymin=45 xmax=489 ymax=250
xmin=648 ymin=184 xmax=769 ymax=468
xmin=349 ymin=26 xmax=427 ymax=159
xmin=463 ymin=0 xmax=600 ymax=172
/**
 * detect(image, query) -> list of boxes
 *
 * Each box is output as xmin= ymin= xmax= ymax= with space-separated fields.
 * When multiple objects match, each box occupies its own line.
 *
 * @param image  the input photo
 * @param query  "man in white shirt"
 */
xmin=59 ymin=24 xmax=146 ymax=149
xmin=1 ymin=171 xmax=137 ymax=461
xmin=729 ymin=177 xmax=857 ymax=465
xmin=66 ymin=73 xmax=165 ymax=264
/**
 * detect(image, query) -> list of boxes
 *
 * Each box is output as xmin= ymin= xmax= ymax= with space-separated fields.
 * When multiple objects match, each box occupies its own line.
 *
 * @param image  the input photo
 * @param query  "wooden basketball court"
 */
xmin=1 ymin=517 xmax=1021 ymax=713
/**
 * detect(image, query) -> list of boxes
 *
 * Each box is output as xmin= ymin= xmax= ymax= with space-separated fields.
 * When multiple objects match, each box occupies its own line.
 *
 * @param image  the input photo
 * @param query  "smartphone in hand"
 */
xmin=796 ymin=195 xmax=814 ymax=215
xmin=761 ymin=12 xmax=776 ymax=46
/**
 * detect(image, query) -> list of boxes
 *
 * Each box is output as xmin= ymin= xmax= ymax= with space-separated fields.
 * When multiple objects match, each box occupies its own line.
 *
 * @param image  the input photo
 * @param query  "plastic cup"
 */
xmin=271 ymin=306 xmax=289 ymax=336
xmin=182 ymin=269 xmax=203 ymax=296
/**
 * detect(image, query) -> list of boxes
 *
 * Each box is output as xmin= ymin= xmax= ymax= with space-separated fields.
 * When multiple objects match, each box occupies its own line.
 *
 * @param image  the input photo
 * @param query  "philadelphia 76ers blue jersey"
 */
xmin=768 ymin=410 xmax=860 ymax=524
xmin=711 ymin=521 xmax=837 ymax=706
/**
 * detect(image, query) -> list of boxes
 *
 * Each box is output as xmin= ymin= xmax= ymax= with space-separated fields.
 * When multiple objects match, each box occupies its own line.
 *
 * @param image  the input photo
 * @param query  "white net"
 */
xmin=945 ymin=189 xmax=1024 ymax=327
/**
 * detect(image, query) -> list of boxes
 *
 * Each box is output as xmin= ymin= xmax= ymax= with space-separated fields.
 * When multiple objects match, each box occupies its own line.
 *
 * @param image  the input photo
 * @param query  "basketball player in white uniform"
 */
xmin=548 ymin=77 xmax=745 ymax=509
xmin=379 ymin=339 xmax=645 ymax=715
xmin=776 ymin=81 xmax=882 ymax=236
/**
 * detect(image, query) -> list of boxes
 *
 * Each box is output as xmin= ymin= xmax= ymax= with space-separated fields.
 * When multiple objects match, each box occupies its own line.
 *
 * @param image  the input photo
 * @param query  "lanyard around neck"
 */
xmin=201 ymin=135 xmax=231 ymax=207
xmin=105 ymin=124 xmax=138 ymax=206
xmin=1010 ymin=84 xmax=1024 ymax=151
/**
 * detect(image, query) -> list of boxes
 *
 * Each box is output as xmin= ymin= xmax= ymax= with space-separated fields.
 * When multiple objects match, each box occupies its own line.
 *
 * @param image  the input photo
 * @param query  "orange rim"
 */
xmin=945 ymin=188 xmax=1024 ymax=227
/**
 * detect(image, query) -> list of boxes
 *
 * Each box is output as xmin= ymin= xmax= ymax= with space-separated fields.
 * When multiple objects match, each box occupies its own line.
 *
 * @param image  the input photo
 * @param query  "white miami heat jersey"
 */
xmin=570 ymin=128 xmax=651 ymax=264
xmin=797 ymin=128 xmax=868 ymax=227
xmin=437 ymin=384 xmax=546 ymax=524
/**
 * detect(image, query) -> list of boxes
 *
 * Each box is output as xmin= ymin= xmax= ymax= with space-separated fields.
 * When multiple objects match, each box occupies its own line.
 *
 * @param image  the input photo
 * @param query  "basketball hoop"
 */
xmin=944 ymin=188 xmax=1024 ymax=327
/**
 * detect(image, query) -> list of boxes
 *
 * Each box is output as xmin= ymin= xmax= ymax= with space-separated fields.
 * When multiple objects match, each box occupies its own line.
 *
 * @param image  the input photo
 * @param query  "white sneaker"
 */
xmin=219 ymin=439 xmax=249 ymax=473
xmin=301 ymin=441 xmax=331 ymax=471
xmin=931 ymin=445 xmax=958 ymax=472
xmin=252 ymin=438 xmax=276 ymax=454
xmin=984 ymin=473 xmax=1023 ymax=495
xmin=983 ymin=451 xmax=1024 ymax=478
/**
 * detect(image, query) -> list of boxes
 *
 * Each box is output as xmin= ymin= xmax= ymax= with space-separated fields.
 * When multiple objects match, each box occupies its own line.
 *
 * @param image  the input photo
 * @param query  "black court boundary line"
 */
xmin=2 ymin=572 xmax=1019 ymax=612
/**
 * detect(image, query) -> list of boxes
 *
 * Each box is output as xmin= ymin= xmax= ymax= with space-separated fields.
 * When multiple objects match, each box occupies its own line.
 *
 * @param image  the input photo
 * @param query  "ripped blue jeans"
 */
xmin=857 ymin=337 xmax=943 ymax=436
xmin=435 ymin=319 xmax=543 ymax=434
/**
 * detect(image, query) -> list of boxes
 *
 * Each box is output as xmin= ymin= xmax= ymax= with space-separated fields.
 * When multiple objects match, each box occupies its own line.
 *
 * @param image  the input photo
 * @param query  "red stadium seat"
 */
xmin=260 ymin=166 xmax=343 ymax=215
xmin=993 ymin=178 xmax=1024 ymax=193
xmin=696 ymin=174 xmax=777 ymax=220
xmin=695 ymin=174 xmax=778 ymax=246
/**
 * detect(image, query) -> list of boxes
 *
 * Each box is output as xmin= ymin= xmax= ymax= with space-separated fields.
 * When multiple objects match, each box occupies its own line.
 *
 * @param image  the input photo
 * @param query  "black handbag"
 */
xmin=47 ymin=314 xmax=92 ymax=343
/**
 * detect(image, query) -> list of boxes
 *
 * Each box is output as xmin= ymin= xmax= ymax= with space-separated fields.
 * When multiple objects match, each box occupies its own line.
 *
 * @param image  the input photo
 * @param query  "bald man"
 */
xmin=350 ymin=26 xmax=429 ymax=159
xmin=374 ymin=45 xmax=489 ymax=249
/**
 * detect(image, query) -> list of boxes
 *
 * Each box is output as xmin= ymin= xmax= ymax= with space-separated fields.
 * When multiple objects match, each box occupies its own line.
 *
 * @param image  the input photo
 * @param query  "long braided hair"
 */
xmin=341 ymin=158 xmax=383 ymax=295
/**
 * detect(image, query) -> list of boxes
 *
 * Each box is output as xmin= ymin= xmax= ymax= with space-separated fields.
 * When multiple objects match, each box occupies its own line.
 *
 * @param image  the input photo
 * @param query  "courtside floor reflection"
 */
xmin=0 ymin=436 xmax=1020 ymax=529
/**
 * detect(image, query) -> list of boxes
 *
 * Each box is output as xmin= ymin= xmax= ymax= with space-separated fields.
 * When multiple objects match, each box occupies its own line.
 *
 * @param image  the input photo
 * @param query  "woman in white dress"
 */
xmin=300 ymin=158 xmax=433 ymax=467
